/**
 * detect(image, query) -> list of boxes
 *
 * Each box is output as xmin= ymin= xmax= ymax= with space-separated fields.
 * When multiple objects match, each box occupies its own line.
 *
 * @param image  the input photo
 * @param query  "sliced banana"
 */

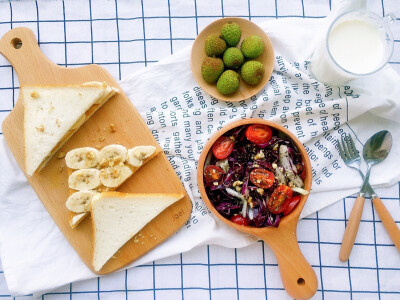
xmin=127 ymin=145 xmax=156 ymax=167
xmin=65 ymin=147 xmax=99 ymax=169
xmin=100 ymin=165 xmax=133 ymax=188
xmin=66 ymin=191 xmax=98 ymax=213
xmin=68 ymin=169 xmax=101 ymax=191
xmin=98 ymin=144 xmax=127 ymax=168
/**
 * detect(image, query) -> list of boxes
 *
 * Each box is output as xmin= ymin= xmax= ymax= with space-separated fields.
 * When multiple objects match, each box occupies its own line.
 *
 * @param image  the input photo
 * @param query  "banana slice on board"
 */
xmin=100 ymin=165 xmax=133 ymax=188
xmin=98 ymin=144 xmax=127 ymax=168
xmin=69 ymin=169 xmax=101 ymax=191
xmin=127 ymin=145 xmax=156 ymax=167
xmin=65 ymin=147 xmax=99 ymax=169
xmin=66 ymin=190 xmax=99 ymax=213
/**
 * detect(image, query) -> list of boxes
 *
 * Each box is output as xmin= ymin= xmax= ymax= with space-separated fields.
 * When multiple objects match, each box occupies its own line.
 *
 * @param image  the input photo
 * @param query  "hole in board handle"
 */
xmin=297 ymin=278 xmax=305 ymax=286
xmin=11 ymin=38 xmax=22 ymax=49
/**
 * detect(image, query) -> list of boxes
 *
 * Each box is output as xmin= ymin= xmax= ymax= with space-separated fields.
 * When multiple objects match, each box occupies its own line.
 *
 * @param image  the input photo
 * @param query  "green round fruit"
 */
xmin=201 ymin=57 xmax=224 ymax=83
xmin=241 ymin=35 xmax=264 ymax=59
xmin=205 ymin=34 xmax=227 ymax=56
xmin=217 ymin=70 xmax=240 ymax=95
xmin=223 ymin=47 xmax=244 ymax=69
xmin=220 ymin=22 xmax=241 ymax=47
xmin=240 ymin=61 xmax=265 ymax=85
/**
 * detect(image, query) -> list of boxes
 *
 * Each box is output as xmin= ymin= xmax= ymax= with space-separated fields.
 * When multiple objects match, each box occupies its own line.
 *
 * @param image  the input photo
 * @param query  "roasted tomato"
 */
xmin=250 ymin=168 xmax=275 ymax=189
xmin=282 ymin=195 xmax=301 ymax=216
xmin=212 ymin=136 xmax=234 ymax=159
xmin=204 ymin=165 xmax=224 ymax=183
xmin=230 ymin=214 xmax=250 ymax=226
xmin=267 ymin=185 xmax=293 ymax=214
xmin=245 ymin=124 xmax=272 ymax=144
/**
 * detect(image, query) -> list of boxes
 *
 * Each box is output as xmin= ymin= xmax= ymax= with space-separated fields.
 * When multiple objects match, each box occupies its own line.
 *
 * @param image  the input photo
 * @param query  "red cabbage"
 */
xmin=203 ymin=124 xmax=304 ymax=228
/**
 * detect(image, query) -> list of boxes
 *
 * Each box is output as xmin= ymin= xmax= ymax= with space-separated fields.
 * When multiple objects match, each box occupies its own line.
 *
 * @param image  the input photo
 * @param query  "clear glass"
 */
xmin=310 ymin=10 xmax=395 ymax=86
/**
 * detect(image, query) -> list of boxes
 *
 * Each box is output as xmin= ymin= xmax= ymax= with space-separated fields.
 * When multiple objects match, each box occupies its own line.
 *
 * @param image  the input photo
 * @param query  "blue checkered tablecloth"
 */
xmin=0 ymin=0 xmax=399 ymax=299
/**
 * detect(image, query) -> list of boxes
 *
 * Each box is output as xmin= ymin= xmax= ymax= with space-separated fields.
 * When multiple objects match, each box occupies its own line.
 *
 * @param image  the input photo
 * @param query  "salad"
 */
xmin=203 ymin=124 xmax=308 ymax=228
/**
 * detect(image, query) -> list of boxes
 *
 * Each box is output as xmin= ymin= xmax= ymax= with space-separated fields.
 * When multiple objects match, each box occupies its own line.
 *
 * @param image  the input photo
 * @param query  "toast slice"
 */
xmin=65 ymin=145 xmax=161 ymax=228
xmin=91 ymin=192 xmax=184 ymax=272
xmin=23 ymin=82 xmax=118 ymax=176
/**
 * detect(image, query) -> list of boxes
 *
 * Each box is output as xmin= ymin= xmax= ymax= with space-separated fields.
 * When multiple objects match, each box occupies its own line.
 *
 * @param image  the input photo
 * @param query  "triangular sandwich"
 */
xmin=23 ymin=81 xmax=118 ymax=176
xmin=91 ymin=192 xmax=183 ymax=272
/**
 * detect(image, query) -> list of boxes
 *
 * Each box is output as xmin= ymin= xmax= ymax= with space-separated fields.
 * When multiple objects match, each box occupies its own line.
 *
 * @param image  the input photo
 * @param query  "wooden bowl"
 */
xmin=190 ymin=17 xmax=274 ymax=102
xmin=197 ymin=119 xmax=317 ymax=300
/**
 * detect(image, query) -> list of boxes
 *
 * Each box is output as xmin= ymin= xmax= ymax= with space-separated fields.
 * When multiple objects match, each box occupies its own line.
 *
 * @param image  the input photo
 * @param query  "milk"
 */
xmin=310 ymin=18 xmax=386 ymax=86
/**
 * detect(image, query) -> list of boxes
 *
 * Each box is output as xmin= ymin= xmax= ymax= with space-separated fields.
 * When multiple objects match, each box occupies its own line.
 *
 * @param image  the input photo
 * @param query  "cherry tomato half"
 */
xmin=212 ymin=136 xmax=234 ymax=159
xmin=300 ymin=168 xmax=307 ymax=181
xmin=230 ymin=214 xmax=250 ymax=226
xmin=267 ymin=185 xmax=293 ymax=214
xmin=282 ymin=195 xmax=301 ymax=216
xmin=245 ymin=124 xmax=272 ymax=145
xmin=204 ymin=165 xmax=224 ymax=183
xmin=250 ymin=168 xmax=275 ymax=189
xmin=295 ymin=162 xmax=307 ymax=181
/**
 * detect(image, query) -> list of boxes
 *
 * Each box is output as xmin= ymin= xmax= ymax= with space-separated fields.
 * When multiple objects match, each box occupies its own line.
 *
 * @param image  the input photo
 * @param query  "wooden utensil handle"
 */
xmin=0 ymin=27 xmax=58 ymax=84
xmin=372 ymin=197 xmax=400 ymax=252
xmin=263 ymin=228 xmax=317 ymax=300
xmin=339 ymin=195 xmax=365 ymax=262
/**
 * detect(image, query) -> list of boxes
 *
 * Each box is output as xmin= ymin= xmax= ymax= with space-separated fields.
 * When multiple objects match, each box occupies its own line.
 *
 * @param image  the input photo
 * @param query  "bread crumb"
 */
xmin=99 ymin=136 xmax=105 ymax=142
xmin=35 ymin=125 xmax=44 ymax=132
xmin=56 ymin=119 xmax=61 ymax=127
xmin=78 ymin=92 xmax=83 ymax=96
xmin=30 ymin=91 xmax=39 ymax=98
xmin=92 ymin=137 xmax=96 ymax=142
xmin=109 ymin=123 xmax=116 ymax=133
xmin=103 ymin=128 xmax=106 ymax=131
xmin=58 ymin=166 xmax=64 ymax=173
xmin=141 ymin=242 xmax=144 ymax=245
xmin=57 ymin=151 xmax=66 ymax=159
xmin=95 ymin=145 xmax=101 ymax=149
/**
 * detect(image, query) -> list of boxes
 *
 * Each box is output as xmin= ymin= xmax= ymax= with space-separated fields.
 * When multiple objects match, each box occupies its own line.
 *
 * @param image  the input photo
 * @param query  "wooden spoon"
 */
xmin=197 ymin=118 xmax=317 ymax=300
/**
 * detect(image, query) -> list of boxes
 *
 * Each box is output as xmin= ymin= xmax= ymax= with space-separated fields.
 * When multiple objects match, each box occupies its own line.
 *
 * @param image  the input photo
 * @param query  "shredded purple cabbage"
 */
xmin=203 ymin=124 xmax=304 ymax=228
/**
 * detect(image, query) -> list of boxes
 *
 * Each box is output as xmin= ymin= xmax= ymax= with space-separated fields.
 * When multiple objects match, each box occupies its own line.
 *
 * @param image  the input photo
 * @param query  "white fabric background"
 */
xmin=0 ymin=0 xmax=399 ymax=299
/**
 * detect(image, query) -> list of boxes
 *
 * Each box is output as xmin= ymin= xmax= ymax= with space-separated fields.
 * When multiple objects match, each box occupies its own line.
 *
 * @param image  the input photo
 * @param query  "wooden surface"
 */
xmin=372 ymin=197 xmax=400 ymax=252
xmin=339 ymin=194 xmax=365 ymax=262
xmin=190 ymin=17 xmax=275 ymax=102
xmin=197 ymin=119 xmax=318 ymax=300
xmin=0 ymin=27 xmax=192 ymax=275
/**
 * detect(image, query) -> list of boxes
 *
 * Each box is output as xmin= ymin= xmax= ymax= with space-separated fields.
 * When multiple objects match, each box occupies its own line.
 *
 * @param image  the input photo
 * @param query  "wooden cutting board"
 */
xmin=0 ymin=27 xmax=192 ymax=275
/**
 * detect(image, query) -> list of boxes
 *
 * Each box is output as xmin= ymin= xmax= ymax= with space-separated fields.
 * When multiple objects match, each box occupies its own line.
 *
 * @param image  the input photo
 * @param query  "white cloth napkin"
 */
xmin=1 ymin=1 xmax=400 ymax=297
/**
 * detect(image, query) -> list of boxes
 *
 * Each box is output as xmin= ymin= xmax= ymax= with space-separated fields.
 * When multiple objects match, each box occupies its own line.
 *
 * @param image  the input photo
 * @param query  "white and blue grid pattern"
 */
xmin=0 ymin=0 xmax=400 ymax=299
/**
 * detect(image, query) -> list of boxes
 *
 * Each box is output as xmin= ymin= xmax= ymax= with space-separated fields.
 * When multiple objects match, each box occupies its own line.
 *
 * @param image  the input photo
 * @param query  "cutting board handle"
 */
xmin=0 ymin=27 xmax=59 ymax=84
xmin=261 ymin=222 xmax=318 ymax=300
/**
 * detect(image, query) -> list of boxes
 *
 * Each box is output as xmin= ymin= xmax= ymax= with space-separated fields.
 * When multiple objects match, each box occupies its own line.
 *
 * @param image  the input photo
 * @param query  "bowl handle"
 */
xmin=261 ymin=222 xmax=318 ymax=300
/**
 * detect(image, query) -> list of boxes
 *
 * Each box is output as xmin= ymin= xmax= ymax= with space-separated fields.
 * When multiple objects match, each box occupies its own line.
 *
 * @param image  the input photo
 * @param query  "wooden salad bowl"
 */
xmin=190 ymin=17 xmax=274 ymax=102
xmin=197 ymin=118 xmax=317 ymax=300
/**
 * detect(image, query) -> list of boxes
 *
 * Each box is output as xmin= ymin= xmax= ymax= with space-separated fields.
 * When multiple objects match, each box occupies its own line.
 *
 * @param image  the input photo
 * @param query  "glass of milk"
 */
xmin=310 ymin=10 xmax=395 ymax=86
